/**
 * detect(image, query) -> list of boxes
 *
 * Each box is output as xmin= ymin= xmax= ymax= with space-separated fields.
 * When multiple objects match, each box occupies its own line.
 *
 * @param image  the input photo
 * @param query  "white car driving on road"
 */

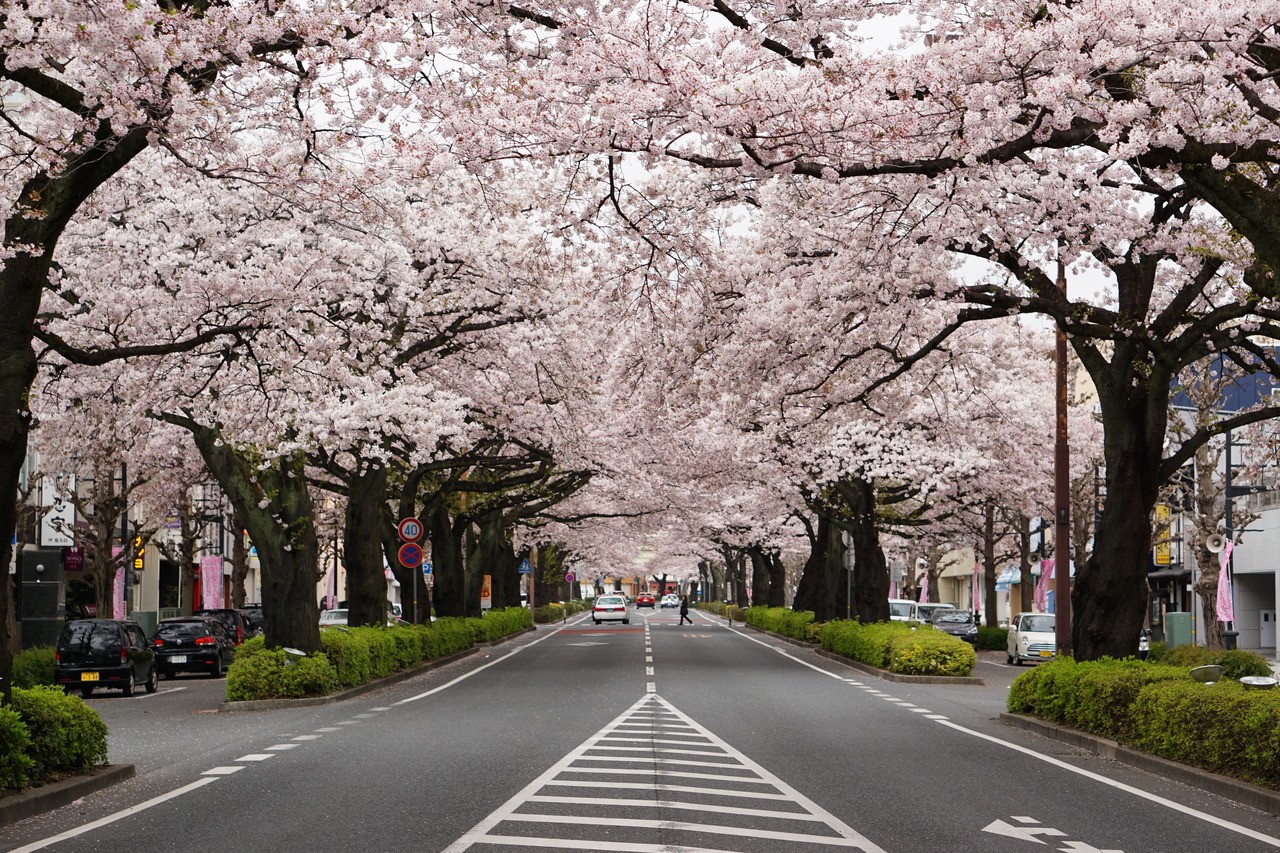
xmin=592 ymin=595 xmax=631 ymax=625
xmin=1007 ymin=612 xmax=1056 ymax=665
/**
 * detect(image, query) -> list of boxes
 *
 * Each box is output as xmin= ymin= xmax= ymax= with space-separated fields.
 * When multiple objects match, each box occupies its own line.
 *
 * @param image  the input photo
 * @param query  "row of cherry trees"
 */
xmin=6 ymin=1 xmax=1280 ymax=701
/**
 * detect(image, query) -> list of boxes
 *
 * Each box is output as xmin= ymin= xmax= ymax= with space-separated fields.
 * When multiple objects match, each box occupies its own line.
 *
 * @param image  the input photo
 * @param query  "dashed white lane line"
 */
xmin=202 ymin=767 xmax=244 ymax=776
xmin=292 ymin=735 xmax=322 ymax=741
xmin=266 ymin=744 xmax=298 ymax=751
xmin=236 ymin=754 xmax=276 ymax=762
xmin=315 ymin=726 xmax=341 ymax=732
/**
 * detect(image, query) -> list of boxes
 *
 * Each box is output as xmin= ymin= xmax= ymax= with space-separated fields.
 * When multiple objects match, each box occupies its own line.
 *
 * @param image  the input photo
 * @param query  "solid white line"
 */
xmin=396 ymin=617 xmax=580 ymax=706
xmin=5 ymin=777 xmax=221 ymax=853
xmin=503 ymin=813 xmax=864 ymax=847
xmin=542 ymin=780 xmax=792 ymax=800
xmin=527 ymin=795 xmax=823 ymax=821
xmin=574 ymin=755 xmax=747 ymax=770
xmin=938 ymin=720 xmax=1280 ymax=848
xmin=474 ymin=835 xmax=744 ymax=852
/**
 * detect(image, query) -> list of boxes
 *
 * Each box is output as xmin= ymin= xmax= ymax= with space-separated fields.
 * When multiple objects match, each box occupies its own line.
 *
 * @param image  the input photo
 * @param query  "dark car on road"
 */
xmin=55 ymin=619 xmax=158 ymax=697
xmin=193 ymin=608 xmax=253 ymax=645
xmin=930 ymin=609 xmax=979 ymax=645
xmin=241 ymin=604 xmax=265 ymax=637
xmin=152 ymin=616 xmax=237 ymax=679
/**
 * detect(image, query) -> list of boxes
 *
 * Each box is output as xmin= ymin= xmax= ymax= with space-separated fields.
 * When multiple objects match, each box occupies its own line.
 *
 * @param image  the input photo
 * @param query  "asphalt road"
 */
xmin=4 ymin=610 xmax=1280 ymax=853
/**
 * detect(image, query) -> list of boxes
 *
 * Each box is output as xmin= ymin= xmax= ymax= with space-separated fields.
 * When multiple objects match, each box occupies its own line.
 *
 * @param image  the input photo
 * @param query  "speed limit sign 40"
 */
xmin=397 ymin=517 xmax=424 ymax=542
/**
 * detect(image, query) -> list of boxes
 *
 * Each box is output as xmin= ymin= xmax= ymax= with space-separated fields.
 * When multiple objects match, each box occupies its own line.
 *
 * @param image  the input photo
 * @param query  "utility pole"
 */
xmin=1054 ymin=255 xmax=1073 ymax=656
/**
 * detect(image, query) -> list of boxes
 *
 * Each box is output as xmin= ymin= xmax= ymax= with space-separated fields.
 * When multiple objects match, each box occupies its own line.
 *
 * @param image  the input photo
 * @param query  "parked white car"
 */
xmin=1007 ymin=612 xmax=1056 ymax=665
xmin=910 ymin=602 xmax=956 ymax=623
xmin=888 ymin=599 xmax=915 ymax=622
xmin=319 ymin=609 xmax=348 ymax=627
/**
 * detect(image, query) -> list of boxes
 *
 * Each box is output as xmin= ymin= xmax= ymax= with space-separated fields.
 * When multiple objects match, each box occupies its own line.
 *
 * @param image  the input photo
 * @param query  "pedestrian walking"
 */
xmin=679 ymin=595 xmax=693 ymax=625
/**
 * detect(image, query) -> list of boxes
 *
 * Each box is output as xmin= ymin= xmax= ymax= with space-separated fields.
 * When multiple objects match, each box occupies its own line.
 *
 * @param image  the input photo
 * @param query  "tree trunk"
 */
xmin=845 ymin=478 xmax=890 ymax=624
xmin=748 ymin=547 xmax=770 ymax=607
xmin=1018 ymin=518 xmax=1034 ymax=615
xmin=187 ymin=426 xmax=320 ymax=653
xmin=766 ymin=551 xmax=786 ymax=607
xmin=982 ymin=504 xmax=998 ymax=628
xmin=474 ymin=512 xmax=521 ymax=609
xmin=1071 ymin=375 xmax=1166 ymax=660
xmin=388 ymin=469 xmax=431 ymax=624
xmin=345 ymin=464 xmax=390 ymax=628
xmin=792 ymin=514 xmax=849 ymax=621
xmin=534 ymin=544 xmax=560 ymax=607
xmin=428 ymin=501 xmax=468 ymax=618
xmin=1193 ymin=546 xmax=1227 ymax=650
xmin=228 ymin=506 xmax=249 ymax=609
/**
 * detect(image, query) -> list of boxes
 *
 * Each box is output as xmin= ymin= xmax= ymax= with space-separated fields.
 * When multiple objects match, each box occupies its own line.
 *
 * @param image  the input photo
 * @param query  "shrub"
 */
xmin=319 ymin=629 xmax=372 ymax=687
xmin=0 ymin=706 xmax=35 ymax=791
xmin=423 ymin=619 xmax=475 ymax=658
xmin=9 ymin=686 xmax=108 ymax=774
xmin=12 ymin=647 xmax=56 ymax=688
xmin=1129 ymin=679 xmax=1280 ymax=787
xmin=803 ymin=622 xmax=824 ymax=643
xmin=745 ymin=607 xmax=816 ymax=640
xmin=1150 ymin=644 xmax=1270 ymax=680
xmin=887 ymin=630 xmax=977 ymax=676
xmin=976 ymin=626 xmax=1008 ymax=651
xmin=820 ymin=620 xmax=913 ymax=668
xmin=482 ymin=606 xmax=533 ymax=639
xmin=348 ymin=627 xmax=398 ymax=679
xmin=225 ymin=648 xmax=339 ymax=701
xmin=533 ymin=604 xmax=565 ymax=624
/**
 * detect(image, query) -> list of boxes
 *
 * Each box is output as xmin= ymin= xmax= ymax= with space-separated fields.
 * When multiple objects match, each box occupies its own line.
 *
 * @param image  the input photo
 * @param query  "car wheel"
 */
xmin=122 ymin=670 xmax=136 ymax=696
xmin=593 ymin=619 xmax=601 ymax=625
xmin=145 ymin=665 xmax=158 ymax=694
xmin=1006 ymin=653 xmax=1014 ymax=665
xmin=210 ymin=656 xmax=224 ymax=678
xmin=623 ymin=618 xmax=630 ymax=624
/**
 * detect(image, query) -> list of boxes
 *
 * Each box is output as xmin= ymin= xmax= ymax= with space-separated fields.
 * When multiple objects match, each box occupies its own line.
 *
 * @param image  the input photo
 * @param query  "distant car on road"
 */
xmin=55 ymin=619 xmax=158 ymax=697
xmin=930 ymin=610 xmax=979 ymax=644
xmin=1007 ymin=612 xmax=1056 ymax=665
xmin=910 ymin=602 xmax=956 ymax=624
xmin=888 ymin=599 xmax=915 ymax=621
xmin=152 ymin=616 xmax=236 ymax=679
xmin=635 ymin=593 xmax=656 ymax=608
xmin=660 ymin=594 xmax=680 ymax=609
xmin=592 ymin=595 xmax=631 ymax=625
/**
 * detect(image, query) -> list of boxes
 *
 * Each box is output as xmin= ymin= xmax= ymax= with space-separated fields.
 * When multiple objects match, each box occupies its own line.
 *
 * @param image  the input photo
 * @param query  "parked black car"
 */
xmin=152 ymin=616 xmax=237 ymax=678
xmin=55 ymin=619 xmax=158 ymax=697
xmin=930 ymin=610 xmax=980 ymax=645
xmin=240 ymin=604 xmax=265 ymax=637
xmin=193 ymin=608 xmax=253 ymax=645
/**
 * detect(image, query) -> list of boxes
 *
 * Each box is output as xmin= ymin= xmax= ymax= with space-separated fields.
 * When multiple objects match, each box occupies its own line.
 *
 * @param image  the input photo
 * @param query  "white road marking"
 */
xmin=371 ymin=706 xmax=391 ymax=711
xmin=202 ymin=767 xmax=244 ymax=776
xmin=292 ymin=735 xmax=321 ymax=741
xmin=265 ymin=744 xmax=298 ymax=751
xmin=315 ymin=726 xmax=341 ymax=732
xmin=441 ymin=694 xmax=886 ymax=853
xmin=4 ymin=777 xmax=221 ymax=853
xmin=236 ymin=754 xmax=275 ymax=762
xmin=645 ymin=666 xmax=655 ymax=675
xmin=645 ymin=681 xmax=656 ymax=693
xmin=942 ymin=720 xmax=1280 ymax=848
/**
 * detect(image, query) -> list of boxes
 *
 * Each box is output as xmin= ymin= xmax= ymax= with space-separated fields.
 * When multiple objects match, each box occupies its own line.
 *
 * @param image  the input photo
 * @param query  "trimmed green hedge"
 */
xmin=1149 ymin=644 xmax=1272 ymax=679
xmin=12 ymin=647 xmax=56 ymax=687
xmin=1009 ymin=655 xmax=1280 ymax=784
xmin=697 ymin=601 xmax=747 ymax=622
xmin=744 ymin=607 xmax=815 ymax=640
xmin=976 ymin=626 xmax=1008 ymax=651
xmin=0 ymin=687 xmax=108 ymax=792
xmin=820 ymin=620 xmax=976 ymax=676
xmin=226 ymin=607 xmax=530 ymax=702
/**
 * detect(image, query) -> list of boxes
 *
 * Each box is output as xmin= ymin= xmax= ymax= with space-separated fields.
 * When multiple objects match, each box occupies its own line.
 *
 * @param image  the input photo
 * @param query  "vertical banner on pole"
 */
xmin=112 ymin=546 xmax=125 ymax=618
xmin=201 ymin=555 xmax=224 ymax=609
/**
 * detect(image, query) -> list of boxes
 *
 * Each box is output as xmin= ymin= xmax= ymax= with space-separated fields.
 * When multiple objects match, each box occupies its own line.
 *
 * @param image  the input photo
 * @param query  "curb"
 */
xmin=218 ymin=626 xmax=536 ymax=712
xmin=1000 ymin=712 xmax=1280 ymax=818
xmin=1 ymin=764 xmax=135 ymax=826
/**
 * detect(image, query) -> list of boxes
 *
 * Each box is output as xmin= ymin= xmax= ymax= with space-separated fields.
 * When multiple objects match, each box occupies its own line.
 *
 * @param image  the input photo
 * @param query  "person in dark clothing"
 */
xmin=679 ymin=596 xmax=693 ymax=625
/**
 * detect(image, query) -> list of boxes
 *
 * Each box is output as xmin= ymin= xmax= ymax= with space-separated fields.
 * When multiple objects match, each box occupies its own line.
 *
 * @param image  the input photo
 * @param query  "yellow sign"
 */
xmin=1154 ymin=504 xmax=1171 ymax=566
xmin=480 ymin=574 xmax=492 ymax=610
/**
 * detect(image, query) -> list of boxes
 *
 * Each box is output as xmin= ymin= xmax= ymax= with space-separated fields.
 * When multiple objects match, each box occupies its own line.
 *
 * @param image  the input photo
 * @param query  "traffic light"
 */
xmin=133 ymin=536 xmax=145 ymax=572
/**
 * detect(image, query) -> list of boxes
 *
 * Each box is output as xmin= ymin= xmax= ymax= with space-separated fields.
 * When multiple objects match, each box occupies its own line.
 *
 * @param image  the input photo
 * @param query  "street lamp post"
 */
xmin=1054 ymin=255 xmax=1073 ymax=656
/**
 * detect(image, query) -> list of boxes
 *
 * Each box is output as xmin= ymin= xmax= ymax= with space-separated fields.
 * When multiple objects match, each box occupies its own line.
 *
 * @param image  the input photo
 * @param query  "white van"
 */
xmin=889 ymin=599 xmax=915 ymax=621
xmin=910 ymin=602 xmax=956 ymax=623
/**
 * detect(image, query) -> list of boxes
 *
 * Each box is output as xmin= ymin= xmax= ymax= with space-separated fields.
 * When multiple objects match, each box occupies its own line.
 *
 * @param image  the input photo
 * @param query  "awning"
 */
xmin=1147 ymin=568 xmax=1191 ymax=580
xmin=994 ymin=567 xmax=1020 ymax=591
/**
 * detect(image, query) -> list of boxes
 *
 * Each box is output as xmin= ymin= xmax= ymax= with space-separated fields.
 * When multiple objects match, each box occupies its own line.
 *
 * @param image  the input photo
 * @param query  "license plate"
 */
xmin=80 ymin=672 xmax=99 ymax=681
xmin=171 ymin=655 xmax=187 ymax=664
xmin=1039 ymin=650 xmax=1053 ymax=657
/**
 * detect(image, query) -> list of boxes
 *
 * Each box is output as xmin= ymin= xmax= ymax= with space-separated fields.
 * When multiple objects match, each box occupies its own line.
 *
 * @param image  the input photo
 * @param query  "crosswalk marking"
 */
xmin=441 ymin=694 xmax=886 ymax=853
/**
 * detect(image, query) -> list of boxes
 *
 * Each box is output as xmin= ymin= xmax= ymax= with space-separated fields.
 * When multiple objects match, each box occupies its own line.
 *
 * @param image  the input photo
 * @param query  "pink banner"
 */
xmin=112 ymin=546 xmax=125 ymax=619
xmin=1034 ymin=559 xmax=1055 ymax=613
xmin=1216 ymin=541 xmax=1235 ymax=623
xmin=919 ymin=568 xmax=929 ymax=602
xmin=201 ymin=555 xmax=224 ymax=609
xmin=972 ymin=563 xmax=981 ymax=614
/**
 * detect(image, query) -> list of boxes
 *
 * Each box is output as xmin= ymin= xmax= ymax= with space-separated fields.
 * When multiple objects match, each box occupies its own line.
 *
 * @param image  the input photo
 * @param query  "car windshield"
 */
xmin=933 ymin=612 xmax=971 ymax=624
xmin=889 ymin=603 xmax=913 ymax=618
xmin=320 ymin=610 xmax=347 ymax=622
xmin=916 ymin=606 xmax=952 ymax=617
xmin=60 ymin=621 xmax=117 ymax=651
xmin=1022 ymin=615 xmax=1055 ymax=632
xmin=597 ymin=596 xmax=624 ymax=605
